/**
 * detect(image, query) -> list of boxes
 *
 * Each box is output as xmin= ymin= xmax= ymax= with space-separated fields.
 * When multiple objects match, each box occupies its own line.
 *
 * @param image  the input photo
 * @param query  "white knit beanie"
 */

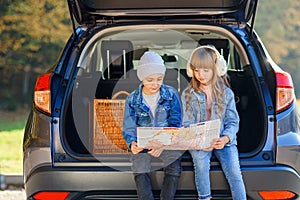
xmin=137 ymin=51 xmax=166 ymax=81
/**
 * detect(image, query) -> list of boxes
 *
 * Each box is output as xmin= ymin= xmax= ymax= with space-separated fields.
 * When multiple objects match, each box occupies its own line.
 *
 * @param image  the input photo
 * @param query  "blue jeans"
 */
xmin=189 ymin=146 xmax=246 ymax=200
xmin=131 ymin=150 xmax=183 ymax=200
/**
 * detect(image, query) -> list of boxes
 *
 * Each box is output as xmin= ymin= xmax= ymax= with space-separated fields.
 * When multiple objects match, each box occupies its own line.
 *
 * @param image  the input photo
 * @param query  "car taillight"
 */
xmin=259 ymin=190 xmax=297 ymax=200
xmin=33 ymin=191 xmax=70 ymax=200
xmin=276 ymin=70 xmax=295 ymax=113
xmin=34 ymin=73 xmax=51 ymax=115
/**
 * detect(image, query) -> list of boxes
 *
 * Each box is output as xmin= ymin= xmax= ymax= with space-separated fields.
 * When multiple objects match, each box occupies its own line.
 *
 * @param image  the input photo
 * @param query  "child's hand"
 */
xmin=148 ymin=149 xmax=163 ymax=157
xmin=130 ymin=141 xmax=144 ymax=154
xmin=213 ymin=136 xmax=230 ymax=149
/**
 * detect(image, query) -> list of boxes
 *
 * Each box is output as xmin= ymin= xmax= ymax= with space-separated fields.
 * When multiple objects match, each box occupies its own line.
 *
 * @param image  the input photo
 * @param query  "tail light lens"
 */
xmin=34 ymin=73 xmax=52 ymax=115
xmin=259 ymin=190 xmax=297 ymax=200
xmin=33 ymin=191 xmax=70 ymax=200
xmin=276 ymin=70 xmax=295 ymax=113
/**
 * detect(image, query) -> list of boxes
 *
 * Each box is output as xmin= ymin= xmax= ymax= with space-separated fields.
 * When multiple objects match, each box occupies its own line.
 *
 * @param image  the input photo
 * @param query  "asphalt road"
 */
xmin=0 ymin=175 xmax=25 ymax=199
xmin=0 ymin=188 xmax=25 ymax=200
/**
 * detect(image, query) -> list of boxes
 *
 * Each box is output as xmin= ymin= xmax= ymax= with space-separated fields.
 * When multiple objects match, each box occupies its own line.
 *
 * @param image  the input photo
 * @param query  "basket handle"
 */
xmin=112 ymin=90 xmax=130 ymax=100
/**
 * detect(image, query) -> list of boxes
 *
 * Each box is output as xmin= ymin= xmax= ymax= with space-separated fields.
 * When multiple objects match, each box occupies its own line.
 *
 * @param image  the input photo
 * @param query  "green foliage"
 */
xmin=0 ymin=109 xmax=28 ymax=174
xmin=0 ymin=109 xmax=28 ymax=131
xmin=255 ymin=0 xmax=300 ymax=97
xmin=0 ymin=0 xmax=72 ymax=108
xmin=0 ymin=130 xmax=23 ymax=174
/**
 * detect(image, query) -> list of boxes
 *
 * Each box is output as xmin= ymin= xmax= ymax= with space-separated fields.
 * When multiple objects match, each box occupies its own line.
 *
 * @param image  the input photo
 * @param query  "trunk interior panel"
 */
xmin=61 ymin=26 xmax=266 ymax=159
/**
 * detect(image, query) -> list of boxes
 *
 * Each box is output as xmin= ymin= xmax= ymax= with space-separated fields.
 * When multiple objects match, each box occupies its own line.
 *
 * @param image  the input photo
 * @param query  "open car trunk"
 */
xmin=68 ymin=0 xmax=257 ymax=25
xmin=62 ymin=24 xmax=266 ymax=160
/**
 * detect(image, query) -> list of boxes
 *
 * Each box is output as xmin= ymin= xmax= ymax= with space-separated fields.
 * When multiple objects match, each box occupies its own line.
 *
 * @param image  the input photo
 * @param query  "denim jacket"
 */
xmin=122 ymin=84 xmax=182 ymax=148
xmin=181 ymin=85 xmax=239 ymax=146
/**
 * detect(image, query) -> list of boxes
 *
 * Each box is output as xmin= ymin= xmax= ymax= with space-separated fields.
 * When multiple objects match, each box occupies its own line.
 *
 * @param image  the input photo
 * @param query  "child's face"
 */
xmin=193 ymin=68 xmax=213 ymax=86
xmin=142 ymin=73 xmax=164 ymax=94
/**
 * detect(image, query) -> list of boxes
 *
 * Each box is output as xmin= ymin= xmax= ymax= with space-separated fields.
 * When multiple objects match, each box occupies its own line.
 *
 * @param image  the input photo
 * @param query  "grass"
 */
xmin=0 ymin=108 xmax=29 ymax=174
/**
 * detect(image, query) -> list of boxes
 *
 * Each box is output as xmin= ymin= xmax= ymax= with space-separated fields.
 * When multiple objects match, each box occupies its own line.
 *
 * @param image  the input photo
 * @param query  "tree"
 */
xmin=0 ymin=0 xmax=72 ymax=109
xmin=255 ymin=0 xmax=300 ymax=97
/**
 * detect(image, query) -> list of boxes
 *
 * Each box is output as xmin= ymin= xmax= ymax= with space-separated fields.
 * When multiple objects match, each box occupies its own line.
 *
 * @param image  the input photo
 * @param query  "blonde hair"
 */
xmin=185 ymin=46 xmax=230 ymax=118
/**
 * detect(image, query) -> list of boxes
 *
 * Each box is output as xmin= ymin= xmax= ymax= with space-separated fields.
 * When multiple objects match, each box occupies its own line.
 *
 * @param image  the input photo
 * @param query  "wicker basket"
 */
xmin=93 ymin=91 xmax=129 ymax=154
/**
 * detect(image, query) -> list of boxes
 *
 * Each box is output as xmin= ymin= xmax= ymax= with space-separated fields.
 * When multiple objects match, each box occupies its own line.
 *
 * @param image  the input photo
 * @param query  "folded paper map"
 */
xmin=137 ymin=119 xmax=220 ymax=150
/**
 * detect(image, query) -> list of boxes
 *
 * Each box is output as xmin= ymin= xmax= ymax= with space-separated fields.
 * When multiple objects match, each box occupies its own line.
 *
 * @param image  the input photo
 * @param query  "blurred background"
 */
xmin=0 ymin=0 xmax=299 ymax=176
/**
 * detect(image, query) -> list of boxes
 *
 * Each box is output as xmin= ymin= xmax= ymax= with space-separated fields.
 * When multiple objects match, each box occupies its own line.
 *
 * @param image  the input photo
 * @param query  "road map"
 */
xmin=137 ymin=119 xmax=220 ymax=150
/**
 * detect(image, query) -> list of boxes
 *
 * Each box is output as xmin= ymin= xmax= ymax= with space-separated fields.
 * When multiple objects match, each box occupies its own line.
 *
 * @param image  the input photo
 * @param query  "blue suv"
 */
xmin=23 ymin=0 xmax=300 ymax=199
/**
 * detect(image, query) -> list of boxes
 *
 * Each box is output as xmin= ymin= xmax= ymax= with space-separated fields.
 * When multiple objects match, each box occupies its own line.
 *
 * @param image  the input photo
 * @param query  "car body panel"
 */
xmin=23 ymin=109 xmax=52 ymax=182
xmin=25 ymin=165 xmax=299 ymax=199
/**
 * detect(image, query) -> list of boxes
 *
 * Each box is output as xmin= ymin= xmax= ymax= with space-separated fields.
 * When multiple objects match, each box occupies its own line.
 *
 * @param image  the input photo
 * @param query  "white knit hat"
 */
xmin=137 ymin=51 xmax=166 ymax=81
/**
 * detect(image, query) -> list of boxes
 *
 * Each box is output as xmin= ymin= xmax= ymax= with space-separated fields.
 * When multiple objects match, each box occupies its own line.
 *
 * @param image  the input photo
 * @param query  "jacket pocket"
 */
xmin=136 ymin=111 xmax=152 ymax=126
xmin=155 ymin=105 xmax=169 ymax=126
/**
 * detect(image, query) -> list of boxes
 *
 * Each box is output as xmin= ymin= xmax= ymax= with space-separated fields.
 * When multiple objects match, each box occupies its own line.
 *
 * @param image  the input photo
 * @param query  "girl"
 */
xmin=122 ymin=51 xmax=183 ymax=200
xmin=181 ymin=46 xmax=246 ymax=200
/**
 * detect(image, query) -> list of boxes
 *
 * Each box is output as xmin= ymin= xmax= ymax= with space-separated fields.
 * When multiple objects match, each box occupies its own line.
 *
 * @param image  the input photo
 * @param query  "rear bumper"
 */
xmin=25 ymin=165 xmax=299 ymax=200
xmin=241 ymin=165 xmax=300 ymax=199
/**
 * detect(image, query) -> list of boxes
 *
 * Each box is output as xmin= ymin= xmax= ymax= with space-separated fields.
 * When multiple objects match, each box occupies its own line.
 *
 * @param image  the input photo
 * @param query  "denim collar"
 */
xmin=132 ymin=83 xmax=173 ymax=106
xmin=187 ymin=86 xmax=206 ymax=97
